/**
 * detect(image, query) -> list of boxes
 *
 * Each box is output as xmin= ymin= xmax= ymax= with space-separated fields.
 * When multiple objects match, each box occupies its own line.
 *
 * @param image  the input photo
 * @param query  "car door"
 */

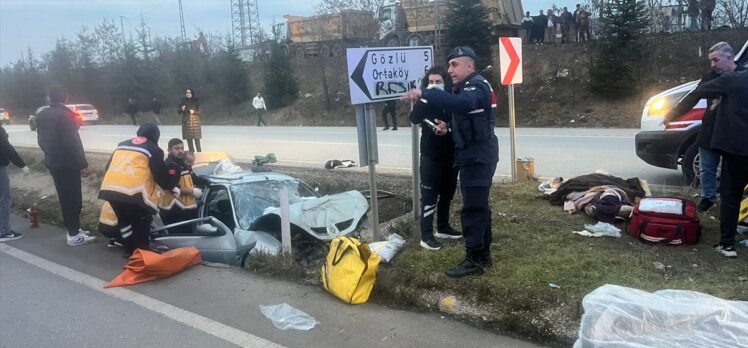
xmin=150 ymin=217 xmax=238 ymax=265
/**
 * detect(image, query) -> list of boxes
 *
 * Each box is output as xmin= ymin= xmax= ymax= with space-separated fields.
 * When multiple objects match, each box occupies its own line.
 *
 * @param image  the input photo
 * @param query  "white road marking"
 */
xmin=0 ymin=244 xmax=284 ymax=348
xmin=266 ymin=140 xmax=402 ymax=147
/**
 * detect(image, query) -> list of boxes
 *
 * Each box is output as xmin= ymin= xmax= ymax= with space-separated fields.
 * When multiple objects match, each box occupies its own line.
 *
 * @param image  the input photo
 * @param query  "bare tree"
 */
xmin=716 ymin=0 xmax=748 ymax=28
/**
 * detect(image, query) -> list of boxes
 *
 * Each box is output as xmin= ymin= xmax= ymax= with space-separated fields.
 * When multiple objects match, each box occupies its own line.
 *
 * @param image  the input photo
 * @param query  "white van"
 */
xmin=635 ymin=40 xmax=748 ymax=183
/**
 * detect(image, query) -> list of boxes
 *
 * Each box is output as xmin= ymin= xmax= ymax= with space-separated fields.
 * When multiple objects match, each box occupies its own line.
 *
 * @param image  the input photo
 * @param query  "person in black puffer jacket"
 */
xmin=409 ymin=66 xmax=460 ymax=251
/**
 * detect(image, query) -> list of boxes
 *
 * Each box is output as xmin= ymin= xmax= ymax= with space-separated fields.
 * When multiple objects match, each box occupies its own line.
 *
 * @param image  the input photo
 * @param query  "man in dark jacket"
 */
xmin=382 ymin=100 xmax=398 ymax=130
xmin=126 ymin=98 xmax=139 ymax=126
xmin=665 ymin=45 xmax=748 ymax=258
xmin=403 ymin=47 xmax=499 ymax=278
xmin=533 ymin=10 xmax=548 ymax=44
xmin=36 ymin=86 xmax=95 ymax=246
xmin=1 ymin=125 xmax=30 ymax=242
xmin=151 ymin=97 xmax=162 ymax=125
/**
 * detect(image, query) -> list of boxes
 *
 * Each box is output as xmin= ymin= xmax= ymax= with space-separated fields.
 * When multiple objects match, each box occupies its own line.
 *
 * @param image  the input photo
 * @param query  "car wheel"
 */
xmin=29 ymin=120 xmax=36 ymax=131
xmin=681 ymin=142 xmax=699 ymax=186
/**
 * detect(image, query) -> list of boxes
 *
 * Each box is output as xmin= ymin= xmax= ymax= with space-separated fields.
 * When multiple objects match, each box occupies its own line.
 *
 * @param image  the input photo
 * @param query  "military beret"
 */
xmin=447 ymin=46 xmax=477 ymax=62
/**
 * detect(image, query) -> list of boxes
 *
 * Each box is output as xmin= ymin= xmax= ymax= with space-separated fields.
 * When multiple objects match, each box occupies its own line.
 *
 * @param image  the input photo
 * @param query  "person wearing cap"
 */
xmin=402 ymin=46 xmax=499 ymax=278
xmin=99 ymin=123 xmax=173 ymax=254
xmin=36 ymin=85 xmax=96 ymax=246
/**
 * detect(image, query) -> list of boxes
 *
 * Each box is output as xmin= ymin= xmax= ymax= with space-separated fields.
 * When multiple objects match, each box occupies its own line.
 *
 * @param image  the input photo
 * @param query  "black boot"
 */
xmin=446 ymin=250 xmax=484 ymax=278
xmin=478 ymin=246 xmax=493 ymax=268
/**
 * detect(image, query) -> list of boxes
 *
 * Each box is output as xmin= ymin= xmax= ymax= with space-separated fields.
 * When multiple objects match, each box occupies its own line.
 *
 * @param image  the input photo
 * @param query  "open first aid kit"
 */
xmin=628 ymin=197 xmax=701 ymax=245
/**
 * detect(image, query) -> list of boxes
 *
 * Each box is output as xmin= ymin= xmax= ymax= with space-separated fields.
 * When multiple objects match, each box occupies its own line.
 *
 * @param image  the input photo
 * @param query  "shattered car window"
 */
xmin=230 ymin=180 xmax=318 ymax=230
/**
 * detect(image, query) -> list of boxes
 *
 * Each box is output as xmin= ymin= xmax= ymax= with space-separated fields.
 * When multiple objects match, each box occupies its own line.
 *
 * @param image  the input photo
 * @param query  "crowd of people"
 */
xmin=522 ymin=4 xmax=592 ymax=45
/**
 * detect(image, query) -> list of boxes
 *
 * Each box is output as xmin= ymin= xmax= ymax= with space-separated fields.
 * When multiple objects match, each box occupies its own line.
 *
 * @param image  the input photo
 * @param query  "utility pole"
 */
xmin=120 ymin=16 xmax=126 ymax=43
xmin=178 ymin=0 xmax=187 ymax=43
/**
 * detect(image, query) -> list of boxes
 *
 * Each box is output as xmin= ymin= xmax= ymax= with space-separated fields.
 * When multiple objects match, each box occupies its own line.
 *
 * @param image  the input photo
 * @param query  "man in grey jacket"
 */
xmin=665 ymin=61 xmax=748 ymax=258
xmin=36 ymin=86 xmax=95 ymax=246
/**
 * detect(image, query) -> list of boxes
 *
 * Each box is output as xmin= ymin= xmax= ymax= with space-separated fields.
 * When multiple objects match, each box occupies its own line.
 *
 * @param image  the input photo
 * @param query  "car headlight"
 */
xmin=647 ymin=91 xmax=688 ymax=117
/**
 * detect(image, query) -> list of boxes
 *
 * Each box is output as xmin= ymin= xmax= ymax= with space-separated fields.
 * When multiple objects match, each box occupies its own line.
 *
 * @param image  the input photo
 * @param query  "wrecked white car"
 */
xmin=150 ymin=170 xmax=369 ymax=266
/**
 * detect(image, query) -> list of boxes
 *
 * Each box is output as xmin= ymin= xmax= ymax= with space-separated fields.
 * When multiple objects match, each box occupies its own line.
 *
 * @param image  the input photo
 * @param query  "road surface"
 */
xmin=5 ymin=125 xmax=683 ymax=185
xmin=0 ymin=214 xmax=542 ymax=348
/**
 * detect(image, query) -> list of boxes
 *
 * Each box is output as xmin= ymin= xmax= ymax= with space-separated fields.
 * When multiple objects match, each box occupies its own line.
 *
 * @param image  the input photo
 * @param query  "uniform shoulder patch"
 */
xmin=168 ymin=169 xmax=177 ymax=175
xmin=132 ymin=136 xmax=147 ymax=145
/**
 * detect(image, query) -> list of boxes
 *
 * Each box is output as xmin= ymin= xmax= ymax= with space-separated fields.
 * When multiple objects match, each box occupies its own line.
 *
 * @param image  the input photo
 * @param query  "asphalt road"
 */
xmin=0 ymin=215 xmax=542 ymax=348
xmin=4 ymin=124 xmax=683 ymax=185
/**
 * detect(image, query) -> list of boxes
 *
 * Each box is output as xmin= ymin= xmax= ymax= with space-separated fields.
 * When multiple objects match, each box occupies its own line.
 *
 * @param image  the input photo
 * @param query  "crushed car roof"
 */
xmin=204 ymin=170 xmax=300 ymax=185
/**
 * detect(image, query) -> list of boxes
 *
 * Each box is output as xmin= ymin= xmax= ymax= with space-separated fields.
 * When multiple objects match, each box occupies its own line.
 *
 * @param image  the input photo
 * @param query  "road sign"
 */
xmin=347 ymin=46 xmax=433 ymax=105
xmin=499 ymin=37 xmax=522 ymax=85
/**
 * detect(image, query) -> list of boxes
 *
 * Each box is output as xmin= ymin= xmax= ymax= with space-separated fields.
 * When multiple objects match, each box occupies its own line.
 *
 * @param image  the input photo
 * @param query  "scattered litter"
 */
xmin=574 ymin=284 xmax=748 ymax=348
xmin=212 ymin=159 xmax=242 ymax=175
xmin=438 ymin=295 xmax=458 ymax=314
xmin=325 ymin=159 xmax=357 ymax=169
xmin=556 ymin=68 xmax=569 ymax=78
xmin=549 ymin=283 xmax=561 ymax=289
xmin=738 ymin=240 xmax=748 ymax=247
xmin=369 ymin=233 xmax=406 ymax=263
xmin=653 ymin=262 xmax=665 ymax=271
xmin=691 ymin=264 xmax=698 ymax=268
xmin=572 ymin=222 xmax=621 ymax=238
xmin=259 ymin=303 xmax=318 ymax=331
xmin=537 ymin=177 xmax=563 ymax=195
xmin=739 ymin=277 xmax=747 ymax=282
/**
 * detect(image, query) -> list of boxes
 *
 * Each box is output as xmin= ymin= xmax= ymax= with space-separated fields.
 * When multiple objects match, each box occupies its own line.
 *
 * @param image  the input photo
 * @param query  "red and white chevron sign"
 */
xmin=499 ymin=37 xmax=522 ymax=85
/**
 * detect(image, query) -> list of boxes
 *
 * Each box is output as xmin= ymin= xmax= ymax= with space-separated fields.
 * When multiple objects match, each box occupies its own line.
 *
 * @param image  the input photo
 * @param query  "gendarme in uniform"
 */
xmin=420 ymin=46 xmax=499 ymax=278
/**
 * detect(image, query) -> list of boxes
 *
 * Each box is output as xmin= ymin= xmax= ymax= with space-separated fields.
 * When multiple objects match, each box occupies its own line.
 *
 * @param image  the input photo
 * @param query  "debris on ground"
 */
xmin=259 ymin=303 xmax=318 ymax=331
xmin=369 ymin=233 xmax=406 ymax=263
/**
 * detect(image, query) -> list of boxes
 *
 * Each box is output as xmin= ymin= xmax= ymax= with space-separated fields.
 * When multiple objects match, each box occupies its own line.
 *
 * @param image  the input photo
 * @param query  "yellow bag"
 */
xmin=321 ymin=237 xmax=381 ymax=304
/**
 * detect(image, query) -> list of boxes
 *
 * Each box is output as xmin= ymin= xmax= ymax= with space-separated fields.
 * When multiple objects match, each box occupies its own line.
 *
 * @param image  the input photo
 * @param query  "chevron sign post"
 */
xmin=499 ymin=37 xmax=523 ymax=181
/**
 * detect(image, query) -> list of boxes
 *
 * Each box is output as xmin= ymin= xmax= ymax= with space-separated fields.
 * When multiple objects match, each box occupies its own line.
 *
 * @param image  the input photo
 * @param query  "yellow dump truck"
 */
xmin=378 ymin=0 xmax=524 ymax=47
xmin=274 ymin=10 xmax=377 ymax=58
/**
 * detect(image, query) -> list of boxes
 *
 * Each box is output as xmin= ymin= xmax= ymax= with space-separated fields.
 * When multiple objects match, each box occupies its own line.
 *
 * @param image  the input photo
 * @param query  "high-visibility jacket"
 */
xmin=98 ymin=201 xmax=120 ymax=239
xmin=159 ymin=157 xmax=197 ymax=210
xmin=99 ymin=136 xmax=165 ymax=214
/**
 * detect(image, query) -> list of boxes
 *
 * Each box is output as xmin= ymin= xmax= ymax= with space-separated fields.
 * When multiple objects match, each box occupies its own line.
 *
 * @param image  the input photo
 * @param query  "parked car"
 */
xmin=0 ymin=108 xmax=10 ymax=125
xmin=28 ymin=103 xmax=99 ymax=131
xmin=635 ymin=40 xmax=748 ymax=183
xmin=148 ymin=162 xmax=369 ymax=266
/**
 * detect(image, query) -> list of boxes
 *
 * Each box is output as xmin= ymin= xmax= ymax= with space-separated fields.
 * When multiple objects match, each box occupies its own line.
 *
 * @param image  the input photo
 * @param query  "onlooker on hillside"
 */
xmin=533 ymin=10 xmax=548 ymax=44
xmin=252 ymin=92 xmax=267 ymax=126
xmin=151 ymin=97 xmax=162 ymax=125
xmin=559 ymin=7 xmax=573 ymax=43
xmin=576 ymin=6 xmax=591 ymax=42
xmin=125 ymin=98 xmax=139 ymax=126
xmin=0 ymin=125 xmax=30 ymax=242
xmin=521 ymin=11 xmax=534 ymax=44
xmin=687 ymin=0 xmax=700 ymax=31
xmin=664 ymin=42 xmax=748 ymax=258
xmin=701 ymin=0 xmax=716 ymax=31
xmin=573 ymin=4 xmax=583 ymax=42
xmin=546 ymin=9 xmax=557 ymax=44
xmin=36 ymin=86 xmax=96 ymax=246
xmin=178 ymin=88 xmax=202 ymax=152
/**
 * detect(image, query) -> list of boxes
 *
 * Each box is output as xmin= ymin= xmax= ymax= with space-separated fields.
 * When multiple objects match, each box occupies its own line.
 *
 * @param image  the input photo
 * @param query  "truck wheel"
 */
xmin=681 ymin=143 xmax=700 ymax=186
xmin=319 ymin=44 xmax=331 ymax=57
xmin=281 ymin=45 xmax=290 ymax=56
xmin=331 ymin=43 xmax=343 ymax=56
xmin=295 ymin=47 xmax=305 ymax=58
xmin=385 ymin=37 xmax=400 ymax=47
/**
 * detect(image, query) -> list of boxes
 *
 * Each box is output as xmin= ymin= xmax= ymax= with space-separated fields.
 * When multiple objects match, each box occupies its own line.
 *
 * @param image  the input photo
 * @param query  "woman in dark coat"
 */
xmin=178 ymin=88 xmax=202 ymax=152
xmin=409 ymin=66 xmax=460 ymax=250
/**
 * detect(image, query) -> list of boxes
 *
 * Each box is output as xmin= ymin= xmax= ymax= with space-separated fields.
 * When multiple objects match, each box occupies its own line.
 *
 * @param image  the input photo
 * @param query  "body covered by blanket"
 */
xmin=549 ymin=173 xmax=646 ymax=206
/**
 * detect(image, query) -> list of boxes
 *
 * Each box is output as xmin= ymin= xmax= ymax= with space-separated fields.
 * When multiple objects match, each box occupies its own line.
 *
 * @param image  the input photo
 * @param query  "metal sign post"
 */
xmin=499 ymin=37 xmax=523 ymax=181
xmin=347 ymin=46 xmax=433 ymax=239
xmin=411 ymin=100 xmax=420 ymax=221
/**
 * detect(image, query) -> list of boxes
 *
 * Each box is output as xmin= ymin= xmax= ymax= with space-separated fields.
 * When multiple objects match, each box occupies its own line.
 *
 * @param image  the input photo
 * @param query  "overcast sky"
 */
xmin=0 ymin=0 xmax=577 ymax=67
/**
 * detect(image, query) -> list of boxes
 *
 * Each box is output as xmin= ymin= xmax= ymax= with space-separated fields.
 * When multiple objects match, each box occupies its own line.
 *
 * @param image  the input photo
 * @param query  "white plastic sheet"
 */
xmin=574 ymin=284 xmax=748 ymax=348
xmin=369 ymin=233 xmax=406 ymax=263
xmin=259 ymin=303 xmax=318 ymax=331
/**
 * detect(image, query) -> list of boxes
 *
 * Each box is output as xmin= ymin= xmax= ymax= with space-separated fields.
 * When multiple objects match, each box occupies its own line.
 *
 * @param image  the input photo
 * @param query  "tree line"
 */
xmin=0 ymin=18 xmax=300 ymax=120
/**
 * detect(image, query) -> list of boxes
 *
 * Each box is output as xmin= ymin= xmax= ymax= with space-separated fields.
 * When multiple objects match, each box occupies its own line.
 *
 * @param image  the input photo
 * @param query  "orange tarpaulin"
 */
xmin=105 ymin=247 xmax=202 ymax=288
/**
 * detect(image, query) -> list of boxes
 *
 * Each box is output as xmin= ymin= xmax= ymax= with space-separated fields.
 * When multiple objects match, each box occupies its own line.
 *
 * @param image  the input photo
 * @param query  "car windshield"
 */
xmin=230 ymin=179 xmax=318 ymax=230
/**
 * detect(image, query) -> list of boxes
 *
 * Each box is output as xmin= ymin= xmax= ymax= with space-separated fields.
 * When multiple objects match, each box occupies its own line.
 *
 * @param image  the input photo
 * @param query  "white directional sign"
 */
xmin=347 ymin=46 xmax=433 ymax=105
